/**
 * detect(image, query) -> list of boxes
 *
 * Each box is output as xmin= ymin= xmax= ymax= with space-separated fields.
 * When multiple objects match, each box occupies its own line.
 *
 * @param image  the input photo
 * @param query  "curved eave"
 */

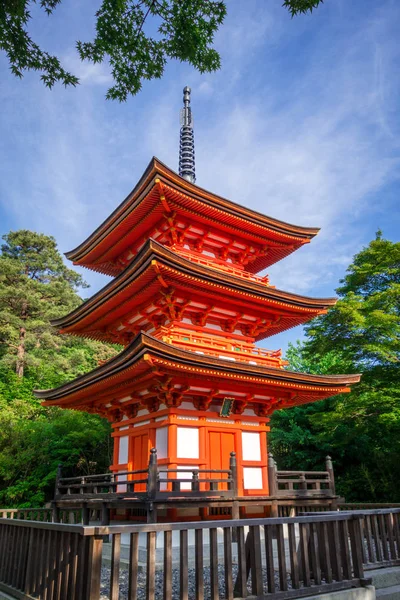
xmin=65 ymin=157 xmax=319 ymax=272
xmin=52 ymin=239 xmax=336 ymax=338
xmin=35 ymin=332 xmax=361 ymax=404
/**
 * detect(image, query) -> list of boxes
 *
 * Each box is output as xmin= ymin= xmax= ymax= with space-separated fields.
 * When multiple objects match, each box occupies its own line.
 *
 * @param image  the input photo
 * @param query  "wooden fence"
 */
xmin=341 ymin=508 xmax=400 ymax=571
xmin=0 ymin=510 xmax=386 ymax=600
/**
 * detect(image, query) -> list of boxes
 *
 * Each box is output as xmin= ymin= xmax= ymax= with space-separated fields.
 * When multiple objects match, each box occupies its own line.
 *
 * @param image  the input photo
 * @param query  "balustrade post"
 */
xmin=326 ymin=455 xmax=336 ymax=496
xmin=229 ymin=452 xmax=238 ymax=497
xmin=192 ymin=470 xmax=200 ymax=493
xmin=51 ymin=501 xmax=60 ymax=523
xmin=268 ymin=453 xmax=277 ymax=496
xmin=299 ymin=473 xmax=307 ymax=491
xmin=54 ymin=463 xmax=62 ymax=499
xmin=101 ymin=502 xmax=110 ymax=542
xmin=147 ymin=448 xmax=158 ymax=500
xmin=82 ymin=504 xmax=90 ymax=525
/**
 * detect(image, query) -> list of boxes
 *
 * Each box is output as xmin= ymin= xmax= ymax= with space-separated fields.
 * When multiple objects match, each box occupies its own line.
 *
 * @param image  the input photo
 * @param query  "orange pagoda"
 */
xmin=35 ymin=88 xmax=360 ymax=521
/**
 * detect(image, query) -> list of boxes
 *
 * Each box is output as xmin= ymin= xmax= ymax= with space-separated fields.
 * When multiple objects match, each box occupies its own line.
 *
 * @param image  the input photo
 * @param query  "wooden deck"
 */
xmin=51 ymin=451 xmax=339 ymax=523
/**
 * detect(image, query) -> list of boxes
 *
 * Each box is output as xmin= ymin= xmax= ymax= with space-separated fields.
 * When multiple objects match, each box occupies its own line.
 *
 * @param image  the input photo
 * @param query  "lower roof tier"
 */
xmin=35 ymin=333 xmax=361 ymax=420
xmin=52 ymin=239 xmax=336 ymax=343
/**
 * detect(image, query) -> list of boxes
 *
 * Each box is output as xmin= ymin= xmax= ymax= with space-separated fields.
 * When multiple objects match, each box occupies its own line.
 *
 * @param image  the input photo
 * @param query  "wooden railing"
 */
xmin=268 ymin=454 xmax=336 ymax=498
xmin=0 ymin=508 xmax=52 ymax=521
xmin=0 ymin=511 xmax=373 ymax=600
xmin=161 ymin=332 xmax=286 ymax=368
xmin=55 ymin=448 xmax=237 ymax=502
xmin=172 ymin=246 xmax=271 ymax=285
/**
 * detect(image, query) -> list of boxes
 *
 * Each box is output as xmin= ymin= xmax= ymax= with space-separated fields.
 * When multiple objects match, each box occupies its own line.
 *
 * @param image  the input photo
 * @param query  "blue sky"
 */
xmin=1 ymin=0 xmax=399 ymax=354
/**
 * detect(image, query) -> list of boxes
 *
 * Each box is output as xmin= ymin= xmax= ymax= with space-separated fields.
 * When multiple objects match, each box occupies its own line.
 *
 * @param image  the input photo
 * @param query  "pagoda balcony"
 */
xmin=157 ymin=329 xmax=287 ymax=368
xmin=52 ymin=450 xmax=339 ymax=521
xmin=172 ymin=246 xmax=271 ymax=285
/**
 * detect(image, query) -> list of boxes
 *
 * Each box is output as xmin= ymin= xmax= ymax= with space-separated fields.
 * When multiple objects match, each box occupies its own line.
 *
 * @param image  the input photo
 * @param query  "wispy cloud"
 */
xmin=63 ymin=54 xmax=113 ymax=86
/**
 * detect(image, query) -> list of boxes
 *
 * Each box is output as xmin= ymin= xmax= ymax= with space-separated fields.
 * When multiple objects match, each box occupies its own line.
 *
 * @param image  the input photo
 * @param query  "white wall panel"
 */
xmin=242 ymin=432 xmax=261 ymax=461
xmin=156 ymin=427 xmax=168 ymax=459
xmin=243 ymin=467 xmax=263 ymax=489
xmin=118 ymin=436 xmax=129 ymax=465
xmin=177 ymin=427 xmax=199 ymax=459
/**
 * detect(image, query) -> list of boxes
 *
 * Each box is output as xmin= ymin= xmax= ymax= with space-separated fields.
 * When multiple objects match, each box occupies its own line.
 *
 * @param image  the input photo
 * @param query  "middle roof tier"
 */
xmin=54 ymin=239 xmax=336 ymax=344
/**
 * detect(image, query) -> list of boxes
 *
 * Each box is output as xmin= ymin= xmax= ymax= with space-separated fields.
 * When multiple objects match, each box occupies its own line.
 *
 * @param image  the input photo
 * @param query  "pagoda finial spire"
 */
xmin=179 ymin=86 xmax=196 ymax=184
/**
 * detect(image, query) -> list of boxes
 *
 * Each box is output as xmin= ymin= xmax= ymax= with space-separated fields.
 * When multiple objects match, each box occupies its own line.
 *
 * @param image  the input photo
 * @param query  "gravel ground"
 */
xmin=99 ymin=564 xmax=290 ymax=599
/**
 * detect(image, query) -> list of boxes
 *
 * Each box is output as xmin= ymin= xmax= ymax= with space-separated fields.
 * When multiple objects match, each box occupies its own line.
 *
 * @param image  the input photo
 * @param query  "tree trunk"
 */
xmin=16 ymin=302 xmax=27 ymax=378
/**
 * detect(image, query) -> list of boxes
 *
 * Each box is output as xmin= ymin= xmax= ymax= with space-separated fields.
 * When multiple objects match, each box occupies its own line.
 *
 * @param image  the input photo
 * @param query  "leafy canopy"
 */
xmin=1 ymin=0 xmax=324 ymax=100
xmin=0 ymin=230 xmax=117 ymax=506
xmin=270 ymin=232 xmax=400 ymax=502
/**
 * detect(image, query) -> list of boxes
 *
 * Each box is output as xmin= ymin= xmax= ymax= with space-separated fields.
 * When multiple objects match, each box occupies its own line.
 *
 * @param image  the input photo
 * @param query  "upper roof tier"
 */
xmin=54 ymin=239 xmax=336 ymax=344
xmin=66 ymin=158 xmax=320 ymax=275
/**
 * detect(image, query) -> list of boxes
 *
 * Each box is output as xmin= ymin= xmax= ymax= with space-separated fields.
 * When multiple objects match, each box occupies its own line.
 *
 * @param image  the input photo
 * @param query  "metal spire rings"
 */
xmin=179 ymin=86 xmax=196 ymax=184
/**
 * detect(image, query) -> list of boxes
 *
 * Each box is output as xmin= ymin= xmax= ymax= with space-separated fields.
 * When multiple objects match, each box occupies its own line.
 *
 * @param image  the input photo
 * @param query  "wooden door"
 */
xmin=208 ymin=431 xmax=235 ymax=490
xmin=130 ymin=432 xmax=150 ymax=492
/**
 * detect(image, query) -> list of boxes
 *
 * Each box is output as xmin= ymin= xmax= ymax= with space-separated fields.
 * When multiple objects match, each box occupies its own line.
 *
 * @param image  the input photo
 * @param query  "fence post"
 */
xmin=349 ymin=515 xmax=365 ymax=579
xmin=86 ymin=534 xmax=104 ymax=600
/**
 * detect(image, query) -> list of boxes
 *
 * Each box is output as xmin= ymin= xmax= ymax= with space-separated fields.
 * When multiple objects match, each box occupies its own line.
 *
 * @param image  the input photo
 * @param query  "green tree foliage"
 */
xmin=1 ymin=0 xmax=324 ymax=100
xmin=0 ymin=230 xmax=117 ymax=507
xmin=270 ymin=232 xmax=400 ymax=502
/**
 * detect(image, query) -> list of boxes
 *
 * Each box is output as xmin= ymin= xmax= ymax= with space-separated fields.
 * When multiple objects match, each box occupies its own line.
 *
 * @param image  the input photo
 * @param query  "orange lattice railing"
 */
xmin=172 ymin=247 xmax=270 ymax=285
xmin=159 ymin=330 xmax=286 ymax=368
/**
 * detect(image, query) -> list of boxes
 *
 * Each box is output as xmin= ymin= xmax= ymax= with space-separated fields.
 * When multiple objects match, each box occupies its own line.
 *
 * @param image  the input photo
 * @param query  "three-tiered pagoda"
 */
xmin=35 ymin=88 xmax=360 ymax=519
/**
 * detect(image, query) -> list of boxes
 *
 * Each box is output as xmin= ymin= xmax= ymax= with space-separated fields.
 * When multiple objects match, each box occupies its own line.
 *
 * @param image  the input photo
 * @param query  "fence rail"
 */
xmin=0 ymin=508 xmax=399 ymax=599
xmin=0 ymin=510 xmax=387 ymax=600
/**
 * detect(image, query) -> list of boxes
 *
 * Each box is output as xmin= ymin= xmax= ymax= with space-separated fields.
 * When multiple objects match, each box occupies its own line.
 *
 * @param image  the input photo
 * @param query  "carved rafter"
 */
xmin=148 ymin=313 xmax=167 ymax=329
xmin=191 ymin=305 xmax=214 ymax=327
xmin=232 ymin=394 xmax=254 ymax=415
xmin=155 ymin=287 xmax=177 ymax=320
xmin=154 ymin=288 xmax=190 ymax=323
xmin=153 ymin=377 xmax=190 ymax=408
xmin=241 ymin=315 xmax=281 ymax=338
xmin=193 ymin=389 xmax=219 ymax=411
xmin=191 ymin=237 xmax=205 ymax=253
xmin=254 ymin=403 xmax=271 ymax=418
xmin=142 ymin=397 xmax=161 ymax=413
xmin=164 ymin=211 xmax=186 ymax=246
xmin=222 ymin=313 xmax=244 ymax=334
xmin=120 ymin=403 xmax=140 ymax=419
xmin=254 ymin=396 xmax=282 ymax=417
xmin=241 ymin=245 xmax=269 ymax=266
xmin=107 ymin=326 xmax=132 ymax=345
